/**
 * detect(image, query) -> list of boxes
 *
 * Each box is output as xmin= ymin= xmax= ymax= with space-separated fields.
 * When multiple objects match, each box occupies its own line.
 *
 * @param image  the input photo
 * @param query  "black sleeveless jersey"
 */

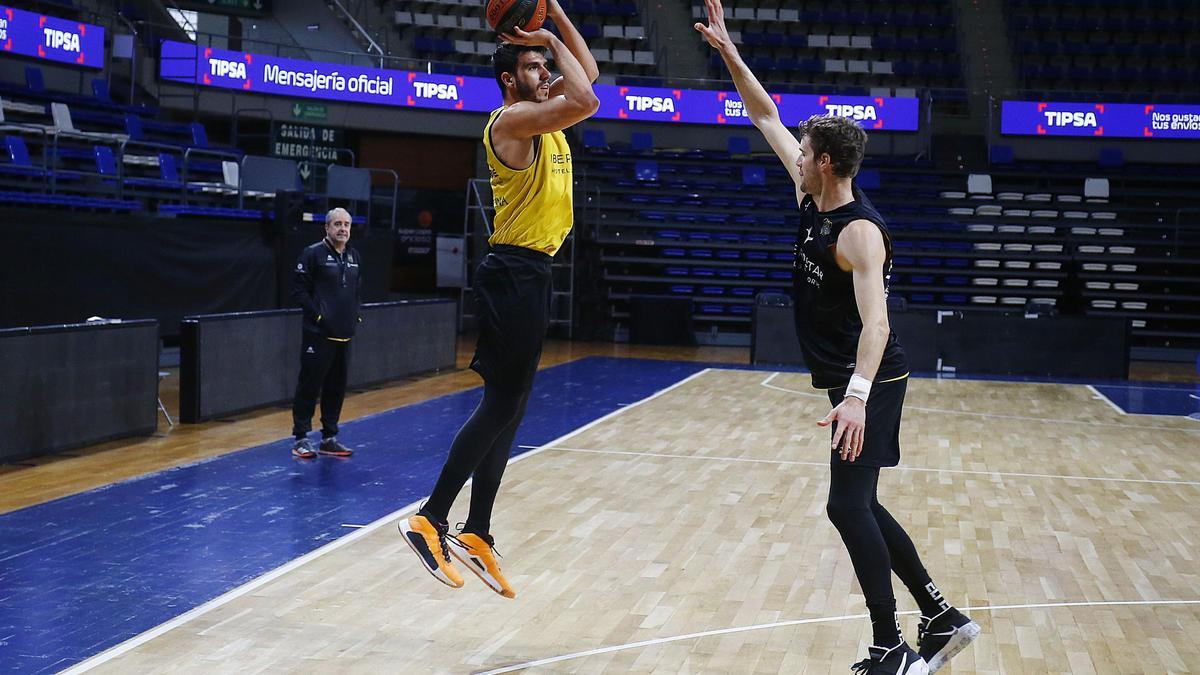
xmin=792 ymin=186 xmax=908 ymax=389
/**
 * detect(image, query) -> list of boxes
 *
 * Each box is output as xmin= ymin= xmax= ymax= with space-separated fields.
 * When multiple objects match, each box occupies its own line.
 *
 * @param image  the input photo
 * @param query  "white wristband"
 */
xmin=845 ymin=374 xmax=871 ymax=403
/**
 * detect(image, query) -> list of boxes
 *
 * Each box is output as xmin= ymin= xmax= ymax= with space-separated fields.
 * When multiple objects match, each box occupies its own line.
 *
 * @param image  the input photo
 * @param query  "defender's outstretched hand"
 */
xmin=694 ymin=0 xmax=733 ymax=51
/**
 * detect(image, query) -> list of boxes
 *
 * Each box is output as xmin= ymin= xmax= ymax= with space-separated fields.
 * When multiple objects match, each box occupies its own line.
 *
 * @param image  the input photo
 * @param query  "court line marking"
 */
xmin=761 ymin=373 xmax=1199 ymax=432
xmin=1087 ymin=384 xmax=1129 ymax=415
xmin=62 ymin=368 xmax=714 ymax=674
xmin=524 ymin=445 xmax=1200 ymax=487
xmin=476 ymin=599 xmax=1200 ymax=675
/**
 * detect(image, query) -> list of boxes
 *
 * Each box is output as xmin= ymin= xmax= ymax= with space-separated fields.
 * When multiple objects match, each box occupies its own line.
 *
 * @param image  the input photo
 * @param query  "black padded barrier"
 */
xmin=752 ymin=295 xmax=1128 ymax=379
xmin=0 ymin=320 xmax=159 ymax=462
xmin=179 ymin=299 xmax=457 ymax=423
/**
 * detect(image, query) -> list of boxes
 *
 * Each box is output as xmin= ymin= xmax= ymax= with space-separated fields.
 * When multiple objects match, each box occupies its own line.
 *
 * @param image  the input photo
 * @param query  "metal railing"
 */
xmin=326 ymin=0 xmax=385 ymax=65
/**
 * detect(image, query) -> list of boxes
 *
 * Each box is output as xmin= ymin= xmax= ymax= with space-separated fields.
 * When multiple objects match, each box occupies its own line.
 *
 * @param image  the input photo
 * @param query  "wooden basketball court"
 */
xmin=38 ymin=347 xmax=1198 ymax=674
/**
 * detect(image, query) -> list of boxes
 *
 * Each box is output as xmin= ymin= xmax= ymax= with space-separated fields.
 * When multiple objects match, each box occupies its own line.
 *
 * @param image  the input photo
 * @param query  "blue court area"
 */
xmin=1092 ymin=382 xmax=1200 ymax=417
xmin=0 ymin=357 xmax=708 ymax=673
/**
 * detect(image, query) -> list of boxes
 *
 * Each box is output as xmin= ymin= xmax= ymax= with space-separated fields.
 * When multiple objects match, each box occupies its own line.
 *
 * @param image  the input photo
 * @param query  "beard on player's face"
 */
xmin=513 ymin=71 xmax=549 ymax=102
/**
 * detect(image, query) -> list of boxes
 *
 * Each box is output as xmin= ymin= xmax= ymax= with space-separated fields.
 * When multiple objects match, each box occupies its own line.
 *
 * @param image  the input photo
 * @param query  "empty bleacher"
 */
xmin=577 ymin=129 xmax=1200 ymax=350
xmin=396 ymin=0 xmax=656 ymax=78
xmin=690 ymin=0 xmax=962 ymax=96
xmin=0 ymin=59 xmax=385 ymax=224
xmin=1006 ymin=0 xmax=1200 ymax=100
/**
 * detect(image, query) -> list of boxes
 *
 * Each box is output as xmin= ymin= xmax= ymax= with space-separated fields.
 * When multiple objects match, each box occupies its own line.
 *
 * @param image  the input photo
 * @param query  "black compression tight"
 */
xmin=826 ymin=465 xmax=940 ymax=645
xmin=422 ymin=383 xmax=530 ymax=536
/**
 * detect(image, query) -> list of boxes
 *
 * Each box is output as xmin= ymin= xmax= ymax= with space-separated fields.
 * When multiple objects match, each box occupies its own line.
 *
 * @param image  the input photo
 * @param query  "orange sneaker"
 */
xmin=448 ymin=531 xmax=516 ymax=599
xmin=398 ymin=514 xmax=464 ymax=589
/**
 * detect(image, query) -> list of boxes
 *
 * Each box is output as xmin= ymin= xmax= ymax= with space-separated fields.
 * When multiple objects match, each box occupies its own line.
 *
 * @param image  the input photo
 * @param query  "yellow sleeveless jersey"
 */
xmin=482 ymin=106 xmax=574 ymax=256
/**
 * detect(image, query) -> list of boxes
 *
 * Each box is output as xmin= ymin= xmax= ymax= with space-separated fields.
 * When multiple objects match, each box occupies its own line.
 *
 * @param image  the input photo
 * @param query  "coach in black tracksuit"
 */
xmin=290 ymin=208 xmax=362 ymax=459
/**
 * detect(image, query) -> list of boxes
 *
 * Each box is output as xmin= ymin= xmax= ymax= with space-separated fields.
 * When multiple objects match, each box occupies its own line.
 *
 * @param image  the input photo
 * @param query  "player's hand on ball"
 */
xmin=501 ymin=27 xmax=555 ymax=47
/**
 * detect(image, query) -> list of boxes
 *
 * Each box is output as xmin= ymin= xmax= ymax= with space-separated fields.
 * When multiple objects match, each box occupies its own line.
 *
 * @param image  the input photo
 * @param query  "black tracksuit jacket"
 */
xmin=292 ymin=238 xmax=362 ymax=338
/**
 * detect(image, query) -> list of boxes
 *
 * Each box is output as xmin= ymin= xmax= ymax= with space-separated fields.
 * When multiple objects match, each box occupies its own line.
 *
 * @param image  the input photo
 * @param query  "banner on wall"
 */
xmin=160 ymin=40 xmax=921 ymax=130
xmin=1001 ymin=100 xmax=1200 ymax=139
xmin=0 ymin=5 xmax=105 ymax=68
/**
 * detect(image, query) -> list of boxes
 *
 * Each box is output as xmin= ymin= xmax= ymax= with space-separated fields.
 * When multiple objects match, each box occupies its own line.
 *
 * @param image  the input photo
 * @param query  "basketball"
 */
xmin=485 ymin=0 xmax=547 ymax=35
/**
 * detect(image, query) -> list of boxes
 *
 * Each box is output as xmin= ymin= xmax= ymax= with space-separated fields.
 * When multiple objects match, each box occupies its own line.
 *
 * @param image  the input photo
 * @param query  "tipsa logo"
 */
xmin=414 ymin=82 xmax=458 ymax=100
xmin=43 ymin=27 xmax=80 ymax=52
xmin=825 ymin=104 xmax=878 ymax=121
xmin=405 ymin=74 xmax=465 ymax=109
xmin=1044 ymin=111 xmax=1098 ymax=127
xmin=202 ymin=49 xmax=251 ymax=88
xmin=210 ymin=58 xmax=247 ymax=79
xmin=626 ymin=95 xmax=675 ymax=113
xmin=617 ymin=87 xmax=681 ymax=120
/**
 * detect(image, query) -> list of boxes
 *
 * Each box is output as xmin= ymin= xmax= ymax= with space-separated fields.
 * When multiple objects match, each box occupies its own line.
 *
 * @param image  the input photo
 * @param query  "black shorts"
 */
xmin=469 ymin=244 xmax=552 ymax=392
xmin=826 ymin=375 xmax=908 ymax=468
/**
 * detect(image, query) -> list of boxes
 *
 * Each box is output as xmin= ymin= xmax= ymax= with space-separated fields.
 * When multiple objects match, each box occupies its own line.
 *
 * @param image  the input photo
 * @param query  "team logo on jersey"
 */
xmin=821 ymin=218 xmax=832 ymax=236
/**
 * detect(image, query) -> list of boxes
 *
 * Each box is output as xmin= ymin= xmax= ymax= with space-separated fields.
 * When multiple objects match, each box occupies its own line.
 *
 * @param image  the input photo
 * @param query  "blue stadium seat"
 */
xmin=1099 ymin=148 xmax=1124 ymax=169
xmin=582 ymin=129 xmax=607 ymax=151
xmin=125 ymin=113 xmax=145 ymax=141
xmin=91 ymin=79 xmax=113 ymax=105
xmin=634 ymin=160 xmax=658 ymax=182
xmin=856 ymin=169 xmax=881 ymax=189
xmin=989 ymin=145 xmax=1014 ymax=165
xmin=25 ymin=67 xmax=44 ymax=94
xmin=0 ymin=136 xmax=46 ymax=177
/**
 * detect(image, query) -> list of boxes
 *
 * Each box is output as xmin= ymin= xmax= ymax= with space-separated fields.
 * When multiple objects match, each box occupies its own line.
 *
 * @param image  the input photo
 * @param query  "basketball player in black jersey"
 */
xmin=697 ymin=1 xmax=980 ymax=673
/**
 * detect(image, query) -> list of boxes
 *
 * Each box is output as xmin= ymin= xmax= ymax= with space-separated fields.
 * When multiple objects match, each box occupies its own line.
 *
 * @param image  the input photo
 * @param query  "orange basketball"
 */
xmin=485 ymin=0 xmax=547 ymax=35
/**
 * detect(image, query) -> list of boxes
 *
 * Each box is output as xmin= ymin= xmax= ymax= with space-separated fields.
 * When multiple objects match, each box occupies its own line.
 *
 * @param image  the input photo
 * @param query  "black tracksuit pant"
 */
xmin=291 ymin=331 xmax=350 ymax=439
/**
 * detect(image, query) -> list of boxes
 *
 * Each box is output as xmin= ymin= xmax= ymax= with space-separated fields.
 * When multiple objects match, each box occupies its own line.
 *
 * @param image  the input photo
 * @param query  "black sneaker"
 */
xmin=292 ymin=438 xmax=316 ymax=459
xmin=851 ymin=641 xmax=928 ymax=675
xmin=917 ymin=608 xmax=981 ymax=673
xmin=318 ymin=436 xmax=353 ymax=457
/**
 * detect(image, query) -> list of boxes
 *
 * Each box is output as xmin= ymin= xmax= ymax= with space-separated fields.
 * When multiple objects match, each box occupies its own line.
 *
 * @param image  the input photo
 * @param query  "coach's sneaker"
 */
xmin=318 ymin=436 xmax=354 ymax=457
xmin=447 ymin=530 xmax=516 ymax=599
xmin=917 ymin=607 xmax=981 ymax=673
xmin=398 ymin=514 xmax=464 ymax=588
xmin=292 ymin=438 xmax=316 ymax=459
xmin=851 ymin=642 xmax=929 ymax=675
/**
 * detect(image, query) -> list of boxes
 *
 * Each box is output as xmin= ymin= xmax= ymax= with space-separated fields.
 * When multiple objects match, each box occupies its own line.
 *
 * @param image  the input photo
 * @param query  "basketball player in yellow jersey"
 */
xmin=399 ymin=0 xmax=599 ymax=598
